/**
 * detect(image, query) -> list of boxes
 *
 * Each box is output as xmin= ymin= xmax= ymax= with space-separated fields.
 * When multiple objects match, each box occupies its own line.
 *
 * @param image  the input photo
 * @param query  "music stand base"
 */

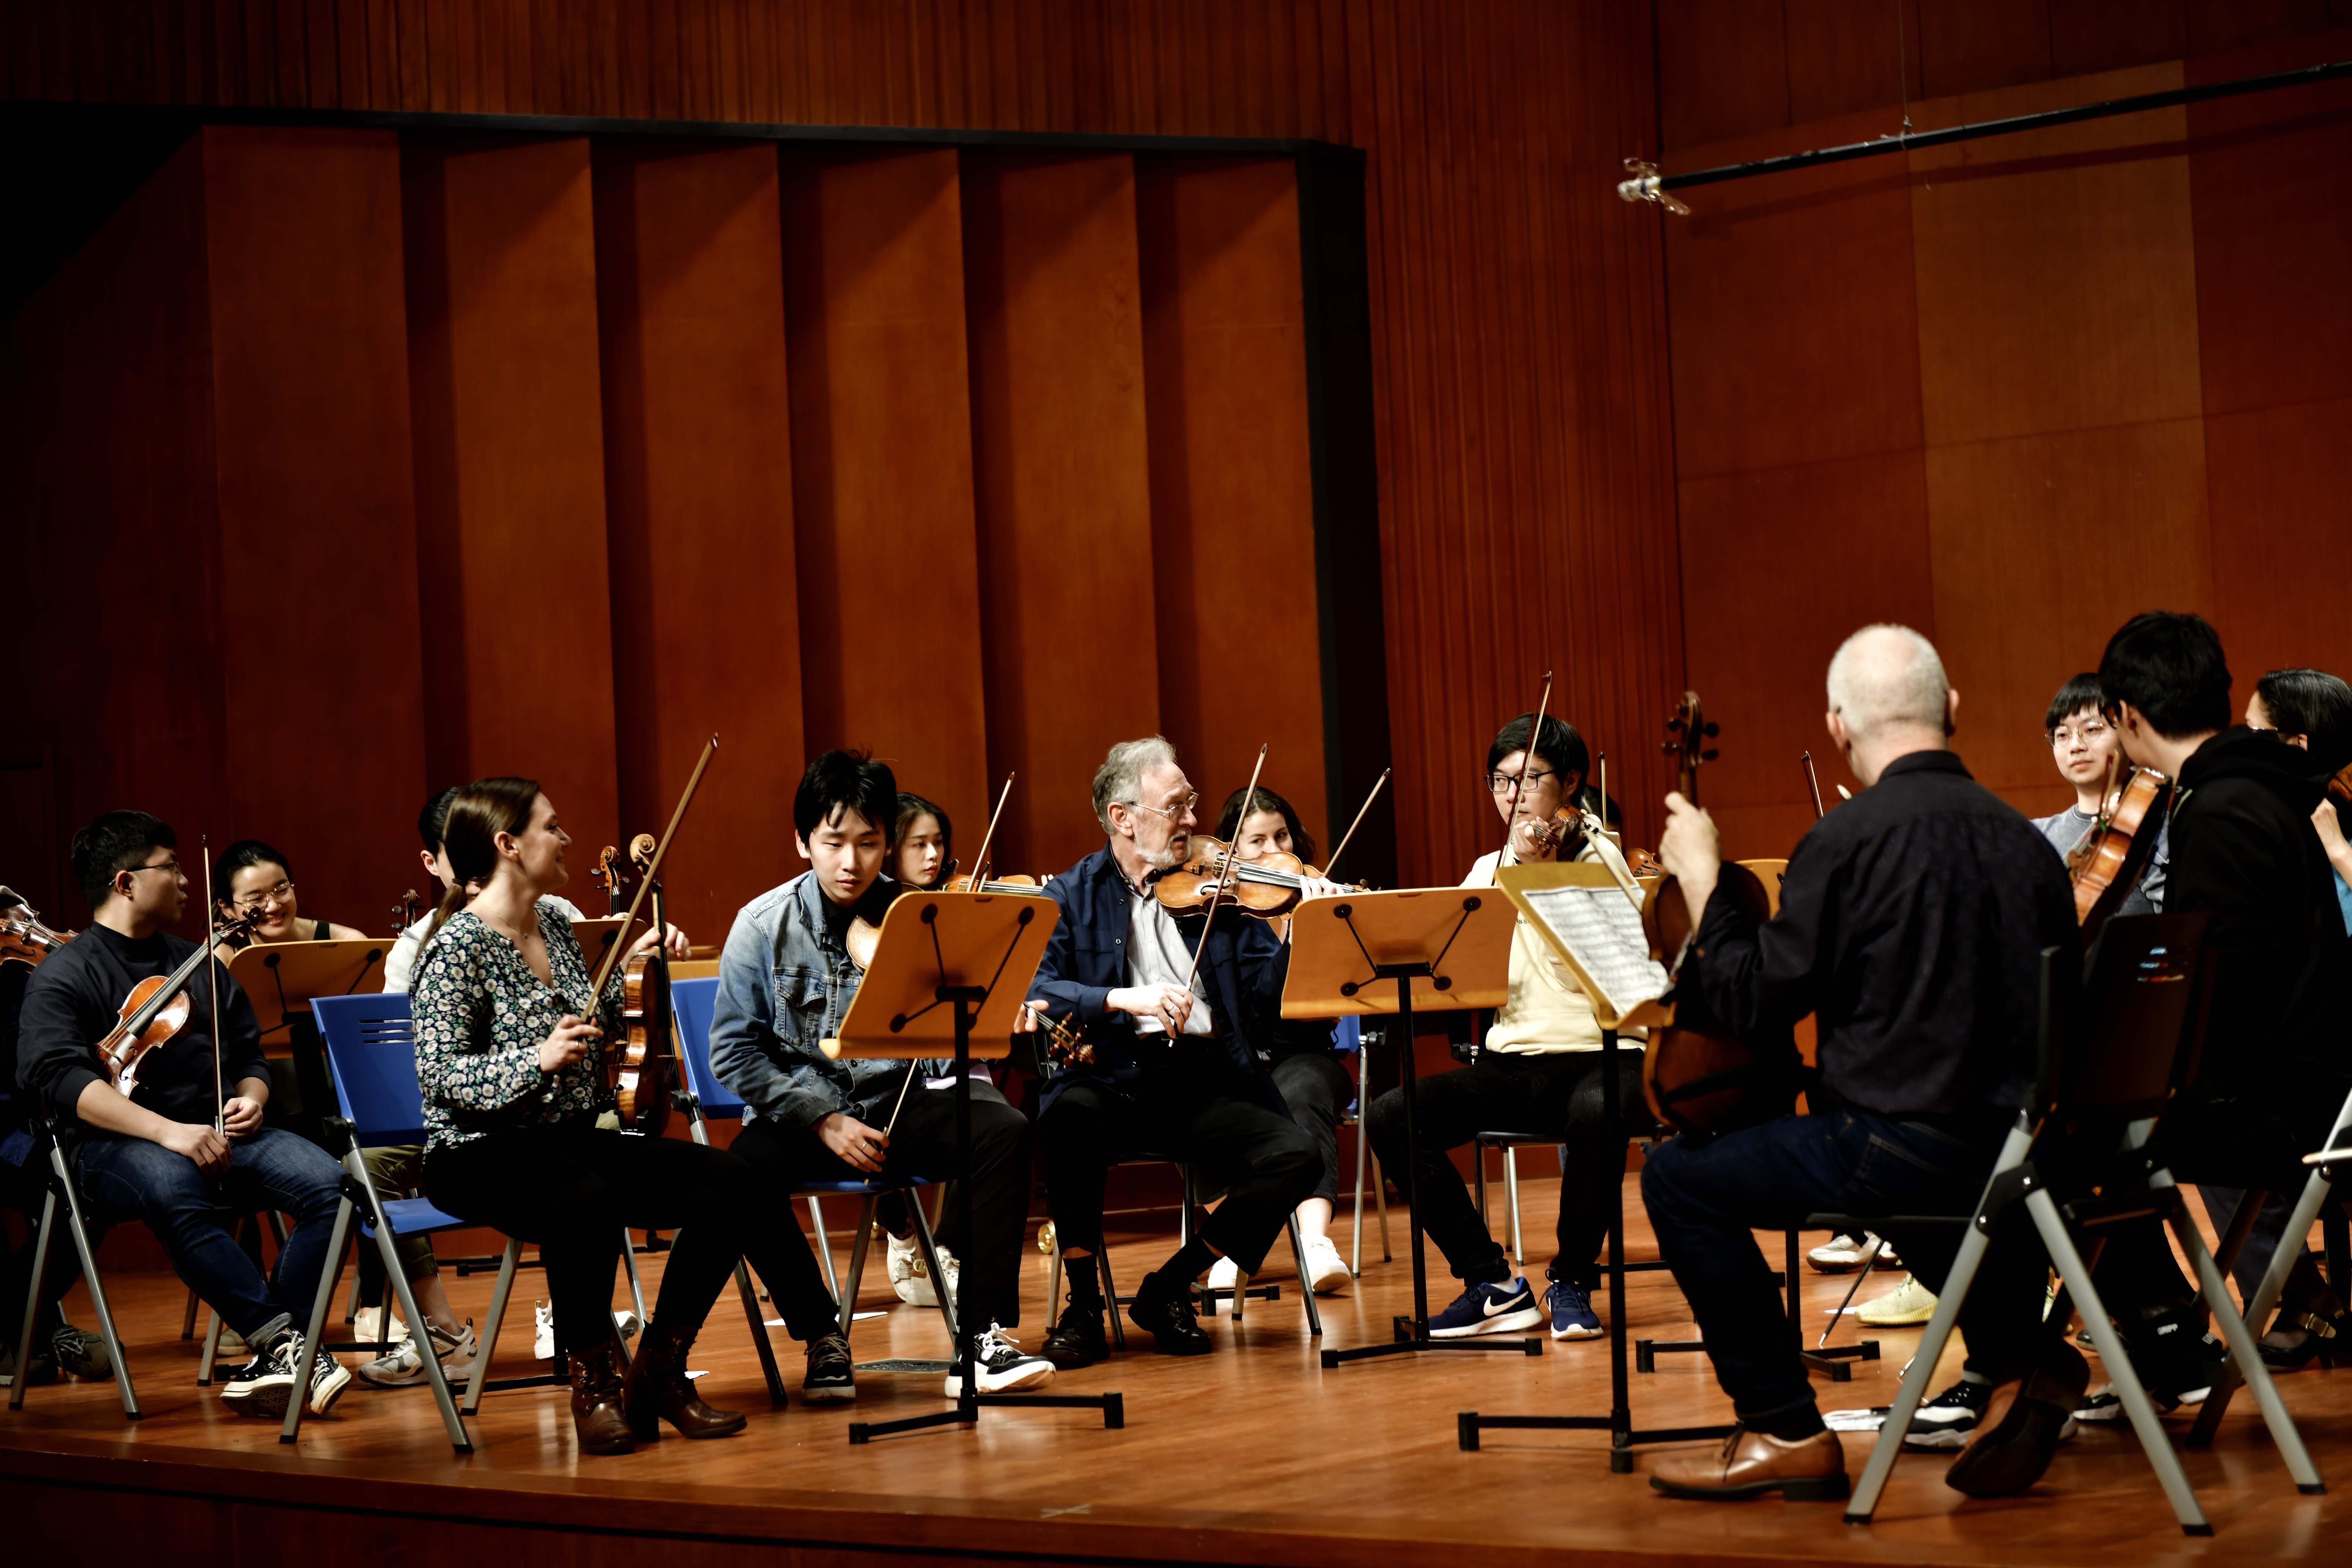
xmin=849 ymin=1389 xmax=1125 ymax=1443
xmin=1457 ymin=1411 xmax=1737 ymax=1467
xmin=1323 ymin=1334 xmax=1543 ymax=1368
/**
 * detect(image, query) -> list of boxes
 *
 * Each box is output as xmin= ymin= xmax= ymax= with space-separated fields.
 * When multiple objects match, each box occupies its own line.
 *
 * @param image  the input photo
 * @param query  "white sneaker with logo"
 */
xmin=888 ymin=1233 xmax=959 ymax=1307
xmin=943 ymin=1325 xmax=1056 ymax=1397
xmin=1807 ymin=1231 xmax=1899 ymax=1272
xmin=358 ymin=1320 xmax=478 ymax=1388
xmin=351 ymin=1304 xmax=413 ymax=1348
xmin=1857 ymin=1274 xmax=1939 ymax=1326
xmin=1301 ymin=1235 xmax=1353 ymax=1295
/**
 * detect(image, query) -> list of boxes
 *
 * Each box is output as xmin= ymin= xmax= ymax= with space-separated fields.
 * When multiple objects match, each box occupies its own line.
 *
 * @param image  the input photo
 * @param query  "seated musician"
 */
xmin=2031 ymin=673 xmax=2167 ymax=912
xmin=209 ymin=840 xmax=370 ymax=952
xmin=874 ymin=789 xmax=964 ymax=1309
xmin=709 ymin=752 xmax=1053 ymax=1400
xmin=412 ymin=777 xmax=833 ymax=1456
xmin=891 ymin=792 xmax=954 ymax=891
xmin=15 ymin=812 xmax=358 ymax=1420
xmin=1024 ymin=737 xmax=1324 ymax=1365
xmin=2074 ymin=623 xmax=2352 ymax=1412
xmin=1204 ymin=784 xmax=1354 ymax=1299
xmin=1363 ymin=713 xmax=1644 ymax=1343
xmin=387 ymin=787 xmax=588 ymax=993
xmin=1641 ymin=625 xmax=2081 ymax=1503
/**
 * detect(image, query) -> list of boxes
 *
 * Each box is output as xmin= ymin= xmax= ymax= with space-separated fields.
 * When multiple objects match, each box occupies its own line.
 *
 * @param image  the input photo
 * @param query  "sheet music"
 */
xmin=1516 ymin=882 xmax=1668 ymax=1025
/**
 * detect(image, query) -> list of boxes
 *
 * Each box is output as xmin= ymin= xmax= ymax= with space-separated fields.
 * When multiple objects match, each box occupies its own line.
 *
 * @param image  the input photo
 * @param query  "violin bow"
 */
xmin=203 ymin=835 xmax=224 ymax=1138
xmin=965 ymin=773 xmax=1015 ymax=891
xmin=1182 ymin=743 xmax=1268 ymax=993
xmin=1498 ymin=670 xmax=1555 ymax=877
xmin=1320 ymin=767 xmax=1391 ymax=884
xmin=1800 ymin=751 xmax=1826 ymax=819
xmin=588 ymin=735 xmax=719 ymax=1002
xmin=1597 ymin=751 xmax=1609 ymax=836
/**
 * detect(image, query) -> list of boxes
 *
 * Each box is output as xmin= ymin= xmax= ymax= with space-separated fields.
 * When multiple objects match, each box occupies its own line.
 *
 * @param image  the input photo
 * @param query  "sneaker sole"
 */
xmin=800 ymin=1383 xmax=857 ymax=1405
xmin=1550 ymin=1321 xmax=1605 ymax=1340
xmin=1856 ymin=1309 xmax=1937 ymax=1327
xmin=311 ymin=1366 xmax=353 ymax=1418
xmin=227 ymin=1382 xmax=297 ymax=1419
xmin=1901 ymin=1422 xmax=1978 ymax=1450
xmin=1431 ymin=1305 xmax=1544 ymax=1339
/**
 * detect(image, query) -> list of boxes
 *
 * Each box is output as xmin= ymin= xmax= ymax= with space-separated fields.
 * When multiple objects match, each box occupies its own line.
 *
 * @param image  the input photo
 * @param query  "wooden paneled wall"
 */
xmin=2 ymin=0 xmax=1678 ymax=920
xmin=1660 ymin=17 xmax=2352 ymax=857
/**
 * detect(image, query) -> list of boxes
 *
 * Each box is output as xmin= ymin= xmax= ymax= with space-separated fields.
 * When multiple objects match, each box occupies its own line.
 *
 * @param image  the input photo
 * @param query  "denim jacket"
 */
xmin=708 ymin=871 xmax=935 ymax=1128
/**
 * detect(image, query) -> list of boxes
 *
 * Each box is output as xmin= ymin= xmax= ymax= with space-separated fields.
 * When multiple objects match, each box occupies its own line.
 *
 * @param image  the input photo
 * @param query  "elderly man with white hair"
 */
xmin=1639 ymin=625 xmax=2082 ymax=1505
xmin=1023 ymin=737 xmax=1329 ymax=1369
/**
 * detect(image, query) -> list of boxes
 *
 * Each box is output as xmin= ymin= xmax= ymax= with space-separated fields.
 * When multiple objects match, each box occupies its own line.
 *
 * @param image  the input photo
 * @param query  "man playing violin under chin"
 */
xmin=14 ymin=811 xmax=356 ymax=1421
xmin=709 ymin=749 xmax=1055 ymax=1402
xmin=1022 ymin=737 xmax=1334 ymax=1367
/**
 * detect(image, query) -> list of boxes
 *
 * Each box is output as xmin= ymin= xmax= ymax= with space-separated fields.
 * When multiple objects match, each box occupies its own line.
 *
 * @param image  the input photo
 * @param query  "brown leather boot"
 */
xmin=622 ymin=1320 xmax=747 ymax=1440
xmin=1649 ymin=1427 xmax=1848 ymax=1501
xmin=566 ymin=1340 xmax=635 ymax=1456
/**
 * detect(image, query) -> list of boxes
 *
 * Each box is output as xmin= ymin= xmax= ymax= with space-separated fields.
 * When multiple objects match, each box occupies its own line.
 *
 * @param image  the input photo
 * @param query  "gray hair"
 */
xmin=1092 ymin=735 xmax=1180 ymax=834
xmin=1826 ymin=624 xmax=1949 ymax=741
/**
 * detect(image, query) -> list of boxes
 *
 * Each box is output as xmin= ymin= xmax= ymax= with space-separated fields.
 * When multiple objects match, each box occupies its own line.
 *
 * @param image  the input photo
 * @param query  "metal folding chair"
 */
xmin=8 ymin=1117 xmax=139 ymax=1420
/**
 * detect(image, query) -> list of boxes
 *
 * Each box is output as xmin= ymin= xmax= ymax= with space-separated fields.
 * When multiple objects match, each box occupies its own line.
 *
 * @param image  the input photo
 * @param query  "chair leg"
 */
xmin=1474 ymin=1140 xmax=1489 ymax=1231
xmin=1505 ymin=1150 xmax=1524 ymax=1265
xmin=1374 ymin=1147 xmax=1392 ymax=1262
xmin=618 ymin=1227 xmax=649 ymax=1326
xmin=1289 ymin=1216 xmax=1323 ymax=1337
xmin=1045 ymin=1246 xmax=1064 ymax=1315
xmin=1819 ymin=1239 xmax=1886 ymax=1349
xmin=1100 ymin=1252 xmax=1126 ymax=1350
xmin=1178 ymin=1166 xmax=1194 ymax=1252
xmin=737 ymin=1261 xmax=787 ymax=1406
xmin=1844 ymin=1211 xmax=1988 ymax=1522
xmin=343 ymin=1268 xmax=362 ymax=1326
xmin=9 ymin=1188 xmax=57 ymax=1413
xmin=2191 ymin=1170 xmax=2332 ymax=1448
xmin=2168 ymin=1201 xmax=2323 ymax=1491
xmin=464 ymin=1238 xmax=523 ymax=1417
xmin=835 ymin=1197 xmax=879 ymax=1338
xmin=909 ymin=1198 xmax=959 ymax=1342
xmin=180 ymin=1284 xmax=200 ymax=1340
xmin=48 ymin=1149 xmax=141 ymax=1420
xmin=197 ymin=1304 xmax=224 ymax=1386
xmin=806 ymin=1195 xmax=839 ymax=1300
xmin=280 ymin=1197 xmax=356 ymax=1445
xmin=1350 ymin=1050 xmax=1370 ymax=1277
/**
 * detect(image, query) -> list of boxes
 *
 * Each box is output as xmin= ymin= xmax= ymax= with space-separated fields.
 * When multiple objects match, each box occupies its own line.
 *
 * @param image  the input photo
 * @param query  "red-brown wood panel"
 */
xmin=779 ymin=147 xmax=989 ymax=825
xmin=2050 ymin=0 xmax=2187 ymax=77
xmin=960 ymin=151 xmax=1157 ymax=878
xmin=1655 ymin=0 xmax=1792 ymax=152
xmin=593 ymin=140 xmax=805 ymax=940
xmin=2187 ymin=0 xmax=2333 ymax=57
xmin=1783 ymin=0 xmax=1924 ymax=126
xmin=202 ymin=125 xmax=429 ymax=929
xmin=401 ymin=134 xmax=621 ymax=847
xmin=1136 ymin=157 xmax=1327 ymax=854
xmin=1914 ymin=0 xmax=2055 ymax=98
xmin=2206 ymin=398 xmax=2352 ymax=705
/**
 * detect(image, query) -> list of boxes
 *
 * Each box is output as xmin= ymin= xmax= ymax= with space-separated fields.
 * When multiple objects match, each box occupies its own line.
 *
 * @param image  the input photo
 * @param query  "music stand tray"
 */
xmin=1454 ymin=862 xmax=1731 ymax=1470
xmin=818 ymin=890 xmax=1123 ymax=1443
xmin=1285 ymin=887 xmax=1538 ymax=1367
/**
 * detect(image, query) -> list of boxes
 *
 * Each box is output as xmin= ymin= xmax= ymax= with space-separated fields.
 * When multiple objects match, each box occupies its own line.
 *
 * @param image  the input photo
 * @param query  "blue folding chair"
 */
xmin=672 ymin=977 xmax=960 ymax=1361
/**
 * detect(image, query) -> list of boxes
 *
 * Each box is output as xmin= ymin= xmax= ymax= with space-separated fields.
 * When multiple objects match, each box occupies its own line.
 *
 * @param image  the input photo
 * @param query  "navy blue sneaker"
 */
xmin=1429 ymin=1278 xmax=1543 ymax=1339
xmin=1546 ymin=1275 xmax=1603 ymax=1340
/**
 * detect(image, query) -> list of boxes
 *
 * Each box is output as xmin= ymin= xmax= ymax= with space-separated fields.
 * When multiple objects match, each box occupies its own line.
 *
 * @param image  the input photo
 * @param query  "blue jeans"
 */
xmin=76 ymin=1126 xmax=347 ymax=1344
xmin=1640 ymin=1106 xmax=2045 ymax=1424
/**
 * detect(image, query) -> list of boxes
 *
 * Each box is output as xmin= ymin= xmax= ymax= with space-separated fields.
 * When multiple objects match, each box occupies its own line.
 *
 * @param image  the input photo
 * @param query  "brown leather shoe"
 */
xmin=566 ymin=1340 xmax=635 ymax=1456
xmin=1945 ymin=1342 xmax=2090 ymax=1498
xmin=1650 ymin=1427 xmax=1849 ymax=1501
xmin=622 ymin=1320 xmax=748 ymax=1441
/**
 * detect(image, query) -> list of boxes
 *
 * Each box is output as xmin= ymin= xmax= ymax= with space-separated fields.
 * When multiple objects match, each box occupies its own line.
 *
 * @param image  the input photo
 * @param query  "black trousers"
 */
xmin=1364 ymin=1050 xmax=1643 ymax=1289
xmin=424 ymin=1122 xmax=839 ymax=1356
xmin=1270 ymin=1052 xmax=1353 ymax=1207
xmin=1038 ymin=1082 xmax=1318 ymax=1275
xmin=730 ymin=1081 xmax=1031 ymax=1329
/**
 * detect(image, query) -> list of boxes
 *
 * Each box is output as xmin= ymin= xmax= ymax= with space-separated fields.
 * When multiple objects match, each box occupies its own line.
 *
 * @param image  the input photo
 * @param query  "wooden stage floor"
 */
xmin=5 ymin=1173 xmax=2347 ymax=1567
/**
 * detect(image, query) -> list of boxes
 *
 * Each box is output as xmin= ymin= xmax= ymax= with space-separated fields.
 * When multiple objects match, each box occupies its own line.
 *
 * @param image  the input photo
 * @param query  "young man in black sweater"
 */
xmin=15 ymin=812 xmax=356 ymax=1419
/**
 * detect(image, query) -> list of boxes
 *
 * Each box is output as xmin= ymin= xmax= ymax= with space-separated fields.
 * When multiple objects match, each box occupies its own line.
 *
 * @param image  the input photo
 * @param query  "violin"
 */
xmin=1151 ymin=837 xmax=1361 ymax=920
xmin=609 ymin=832 xmax=674 ymax=1138
xmin=589 ymin=844 xmax=632 ymax=915
xmin=1024 ymin=1005 xmax=1096 ymax=1069
xmin=0 ymin=893 xmax=74 ymax=968
xmin=391 ymin=888 xmax=422 ymax=937
xmin=1626 ymin=847 xmax=1665 ymax=878
xmin=2067 ymin=762 xmax=2170 ymax=939
xmin=944 ymin=872 xmax=1050 ymax=896
xmin=99 ymin=906 xmax=269 ymax=1100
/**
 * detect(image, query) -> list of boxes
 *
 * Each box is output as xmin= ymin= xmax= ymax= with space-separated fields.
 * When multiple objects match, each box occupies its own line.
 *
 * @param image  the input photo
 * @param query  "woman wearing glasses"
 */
xmin=210 ymin=841 xmax=370 ymax=953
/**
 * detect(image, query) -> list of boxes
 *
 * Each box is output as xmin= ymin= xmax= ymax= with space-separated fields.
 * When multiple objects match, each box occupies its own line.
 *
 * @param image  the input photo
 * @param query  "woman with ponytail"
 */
xmin=413 ymin=778 xmax=846 ymax=1456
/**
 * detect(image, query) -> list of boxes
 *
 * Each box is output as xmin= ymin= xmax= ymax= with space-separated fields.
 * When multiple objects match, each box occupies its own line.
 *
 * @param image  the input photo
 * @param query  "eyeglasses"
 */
xmin=1485 ymin=768 xmax=1559 ymax=794
xmin=122 ymin=861 xmax=182 ymax=879
xmin=231 ymin=880 xmax=297 ymax=911
xmin=2050 ymin=722 xmax=2111 ymax=747
xmin=1128 ymin=792 xmax=1199 ymax=820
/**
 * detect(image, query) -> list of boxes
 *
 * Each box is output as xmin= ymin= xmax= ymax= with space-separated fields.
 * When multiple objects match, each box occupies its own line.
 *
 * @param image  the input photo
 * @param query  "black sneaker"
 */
xmin=944 ymin=1325 xmax=1056 ymax=1397
xmin=305 ymin=1345 xmax=354 ymax=1417
xmin=1127 ymin=1271 xmax=1212 ymax=1355
xmin=1902 ymin=1378 xmax=1992 ymax=1449
xmin=1042 ymin=1301 xmax=1108 ymax=1369
xmin=801 ymin=1332 xmax=855 ymax=1404
xmin=220 ymin=1334 xmax=302 ymax=1418
xmin=49 ymin=1323 xmax=115 ymax=1382
xmin=0 ymin=1343 xmax=58 ymax=1388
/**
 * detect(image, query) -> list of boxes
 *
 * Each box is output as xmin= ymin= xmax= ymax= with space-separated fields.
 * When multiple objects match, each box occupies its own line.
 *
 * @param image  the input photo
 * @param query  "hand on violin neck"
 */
xmin=628 ymin=922 xmax=690 ymax=962
xmin=1658 ymin=792 xmax=1722 ymax=917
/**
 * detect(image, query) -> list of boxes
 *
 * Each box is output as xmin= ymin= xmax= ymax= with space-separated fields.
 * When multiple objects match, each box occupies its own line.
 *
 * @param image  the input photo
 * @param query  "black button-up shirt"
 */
xmin=1686 ymin=749 xmax=2077 ymax=1119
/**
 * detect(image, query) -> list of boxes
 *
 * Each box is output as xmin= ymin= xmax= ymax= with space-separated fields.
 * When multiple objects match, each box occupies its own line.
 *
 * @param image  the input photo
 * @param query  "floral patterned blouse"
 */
xmin=411 ymin=901 xmax=623 ymax=1153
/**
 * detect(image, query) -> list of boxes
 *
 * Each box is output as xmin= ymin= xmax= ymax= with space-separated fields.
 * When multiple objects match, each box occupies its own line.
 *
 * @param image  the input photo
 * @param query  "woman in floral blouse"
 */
xmin=414 ymin=777 xmax=844 ymax=1456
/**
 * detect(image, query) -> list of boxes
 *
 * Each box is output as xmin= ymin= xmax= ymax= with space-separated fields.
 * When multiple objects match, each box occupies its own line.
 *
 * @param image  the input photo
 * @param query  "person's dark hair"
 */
xmin=425 ymin=777 xmax=542 ymax=944
xmin=71 ymin=811 xmax=176 ymax=911
xmin=418 ymin=786 xmax=460 ymax=853
xmin=2044 ymin=673 xmax=2107 ymax=738
xmin=795 ymin=751 xmax=899 ymax=845
xmin=2255 ymin=668 xmax=2352 ymax=774
xmin=1486 ymin=713 xmax=1590 ymax=789
xmin=212 ymin=840 xmax=291 ymax=914
xmin=2096 ymin=612 xmax=2233 ymax=741
xmin=1214 ymin=785 xmax=1318 ymax=866
xmin=894 ymin=793 xmax=953 ymax=882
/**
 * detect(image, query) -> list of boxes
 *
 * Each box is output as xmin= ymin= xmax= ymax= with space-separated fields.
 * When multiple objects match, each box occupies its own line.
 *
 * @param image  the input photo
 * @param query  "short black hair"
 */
xmin=1486 ymin=713 xmax=1590 ymax=787
xmin=795 ymin=750 xmax=899 ymax=844
xmin=418 ymin=786 xmax=460 ymax=852
xmin=212 ymin=839 xmax=290 ymax=903
xmin=71 ymin=810 xmax=176 ymax=910
xmin=2097 ymin=612 xmax=2233 ymax=741
xmin=2044 ymin=673 xmax=2107 ymax=737
xmin=2256 ymin=668 xmax=2352 ymax=773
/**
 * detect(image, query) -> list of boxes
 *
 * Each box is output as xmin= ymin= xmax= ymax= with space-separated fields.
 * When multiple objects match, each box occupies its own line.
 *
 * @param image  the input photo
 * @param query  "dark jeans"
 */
xmin=1641 ymin=1106 xmax=2047 ymax=1425
xmin=1364 ymin=1049 xmax=1644 ymax=1290
xmin=731 ymin=1080 xmax=1031 ymax=1329
xmin=424 ymin=1122 xmax=838 ymax=1356
xmin=1038 ymin=1083 xmax=1318 ymax=1275
xmin=75 ymin=1125 xmax=345 ymax=1344
xmin=1271 ymin=1052 xmax=1353 ymax=1208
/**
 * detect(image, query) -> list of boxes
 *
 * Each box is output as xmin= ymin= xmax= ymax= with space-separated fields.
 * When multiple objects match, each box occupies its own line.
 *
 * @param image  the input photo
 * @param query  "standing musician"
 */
xmin=15 ymin=812 xmax=358 ymax=1420
xmin=209 ymin=840 xmax=371 ymax=951
xmin=1641 ymin=626 xmax=2081 ymax=1504
xmin=2072 ymin=620 xmax=2352 ymax=1413
xmin=1363 ymin=713 xmax=1644 ymax=1344
xmin=411 ymin=777 xmax=826 ymax=1456
xmin=709 ymin=752 xmax=1053 ymax=1401
xmin=1023 ymin=737 xmax=1325 ymax=1366
xmin=2032 ymin=673 xmax=2167 ymax=914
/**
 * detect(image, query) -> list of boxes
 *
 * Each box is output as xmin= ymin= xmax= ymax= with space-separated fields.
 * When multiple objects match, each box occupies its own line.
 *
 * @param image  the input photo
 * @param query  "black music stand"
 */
xmin=1285 ymin=887 xmax=1533 ymax=1367
xmin=820 ymin=890 xmax=1124 ymax=1444
xmin=1455 ymin=861 xmax=1729 ymax=1469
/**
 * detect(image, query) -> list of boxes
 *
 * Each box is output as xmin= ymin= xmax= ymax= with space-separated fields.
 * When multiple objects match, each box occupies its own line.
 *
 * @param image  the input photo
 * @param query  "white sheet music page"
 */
xmin=1516 ymin=883 xmax=1669 ymax=1024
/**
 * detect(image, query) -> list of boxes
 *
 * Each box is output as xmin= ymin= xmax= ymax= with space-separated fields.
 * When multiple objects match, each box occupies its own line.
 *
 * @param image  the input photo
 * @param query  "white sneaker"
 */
xmin=358 ymin=1320 xmax=478 ymax=1388
xmin=943 ymin=1324 xmax=1056 ymax=1397
xmin=887 ymin=1233 xmax=959 ymax=1307
xmin=1205 ymin=1255 xmax=1241 ymax=1310
xmin=1856 ymin=1274 xmax=1939 ymax=1326
xmin=1301 ymin=1235 xmax=1353 ymax=1296
xmin=1807 ymin=1231 xmax=1895 ymax=1273
xmin=351 ymin=1305 xmax=414 ymax=1347
xmin=532 ymin=1300 xmax=640 ymax=1361
xmin=218 ymin=1335 xmax=298 ymax=1417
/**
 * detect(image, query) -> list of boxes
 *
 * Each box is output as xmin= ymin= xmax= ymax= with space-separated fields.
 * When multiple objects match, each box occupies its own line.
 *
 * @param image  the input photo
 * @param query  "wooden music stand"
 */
xmin=564 ymin=915 xmax=629 ymax=969
xmin=1285 ymin=887 xmax=1530 ymax=1368
xmin=818 ymin=890 xmax=1124 ymax=1443
xmin=227 ymin=938 xmax=399 ymax=1134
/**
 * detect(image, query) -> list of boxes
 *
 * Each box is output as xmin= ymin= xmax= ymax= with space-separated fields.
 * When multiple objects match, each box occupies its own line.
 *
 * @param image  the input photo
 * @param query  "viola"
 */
xmin=391 ymin=888 xmax=422 ymax=937
xmin=0 ymin=893 xmax=73 ymax=968
xmin=609 ymin=834 xmax=675 ymax=1139
xmin=2067 ymin=764 xmax=2170 ymax=938
xmin=1626 ymin=847 xmax=1665 ymax=879
xmin=1151 ymin=837 xmax=1361 ymax=921
xmin=1025 ymin=1005 xmax=1096 ymax=1069
xmin=944 ymin=872 xmax=1050 ymax=897
xmin=99 ymin=907 xmax=269 ymax=1099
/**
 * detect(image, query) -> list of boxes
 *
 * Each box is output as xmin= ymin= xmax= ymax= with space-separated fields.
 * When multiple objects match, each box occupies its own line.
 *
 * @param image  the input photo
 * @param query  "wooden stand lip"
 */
xmin=1280 ymin=886 xmax=1515 ymax=1018
xmin=1489 ymin=862 xmax=1669 ymax=1034
xmin=817 ymin=890 xmax=1057 ymax=1061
